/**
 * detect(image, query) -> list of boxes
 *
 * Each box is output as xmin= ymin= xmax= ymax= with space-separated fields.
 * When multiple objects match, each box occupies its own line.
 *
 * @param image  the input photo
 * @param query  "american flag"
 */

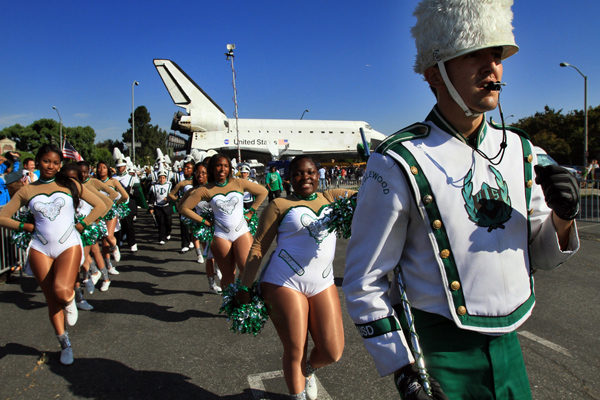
xmin=62 ymin=140 xmax=84 ymax=161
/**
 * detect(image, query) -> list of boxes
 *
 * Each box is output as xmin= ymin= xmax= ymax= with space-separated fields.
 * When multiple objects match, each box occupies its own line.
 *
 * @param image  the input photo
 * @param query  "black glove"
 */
xmin=534 ymin=165 xmax=579 ymax=220
xmin=395 ymin=364 xmax=448 ymax=400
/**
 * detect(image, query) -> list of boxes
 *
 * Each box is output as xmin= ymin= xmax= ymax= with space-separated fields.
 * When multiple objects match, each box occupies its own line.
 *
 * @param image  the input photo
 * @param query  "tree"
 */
xmin=122 ymin=106 xmax=168 ymax=165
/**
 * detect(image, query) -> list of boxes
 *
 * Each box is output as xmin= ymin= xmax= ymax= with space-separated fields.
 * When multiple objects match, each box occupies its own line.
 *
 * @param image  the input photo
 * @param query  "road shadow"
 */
xmin=0 ymin=276 xmax=46 ymax=310
xmin=108 ymin=280 xmax=206 ymax=297
xmin=89 ymin=298 xmax=226 ymax=322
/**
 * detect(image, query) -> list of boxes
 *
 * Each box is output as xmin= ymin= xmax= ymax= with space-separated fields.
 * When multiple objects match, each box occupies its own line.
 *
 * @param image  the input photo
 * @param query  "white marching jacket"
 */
xmin=343 ymin=107 xmax=580 ymax=377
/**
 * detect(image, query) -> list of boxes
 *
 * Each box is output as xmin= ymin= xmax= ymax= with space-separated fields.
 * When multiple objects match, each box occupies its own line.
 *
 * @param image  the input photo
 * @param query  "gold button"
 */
xmin=457 ymin=306 xmax=467 ymax=316
xmin=432 ymin=220 xmax=442 ymax=230
xmin=450 ymin=281 xmax=460 ymax=291
xmin=529 ymin=208 xmax=534 ymax=215
xmin=527 ymin=154 xmax=533 ymax=163
xmin=410 ymin=166 xmax=419 ymax=175
xmin=423 ymin=194 xmax=433 ymax=205
xmin=526 ymin=180 xmax=533 ymax=188
xmin=440 ymin=249 xmax=450 ymax=259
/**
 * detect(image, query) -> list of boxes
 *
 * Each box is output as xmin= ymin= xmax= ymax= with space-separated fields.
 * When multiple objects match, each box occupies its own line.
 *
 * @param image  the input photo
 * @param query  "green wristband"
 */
xmin=79 ymin=220 xmax=89 ymax=229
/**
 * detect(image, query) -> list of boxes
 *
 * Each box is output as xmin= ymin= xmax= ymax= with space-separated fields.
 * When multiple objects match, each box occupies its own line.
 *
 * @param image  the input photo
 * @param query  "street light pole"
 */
xmin=52 ymin=106 xmax=62 ymax=150
xmin=132 ymin=81 xmax=139 ymax=165
xmin=301 ymin=109 xmax=309 ymax=119
xmin=225 ymin=44 xmax=241 ymax=163
xmin=560 ymin=62 xmax=588 ymax=167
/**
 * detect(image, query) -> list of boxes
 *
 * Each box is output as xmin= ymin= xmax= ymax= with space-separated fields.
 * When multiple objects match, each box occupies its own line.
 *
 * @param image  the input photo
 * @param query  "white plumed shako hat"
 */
xmin=411 ymin=0 xmax=519 ymax=75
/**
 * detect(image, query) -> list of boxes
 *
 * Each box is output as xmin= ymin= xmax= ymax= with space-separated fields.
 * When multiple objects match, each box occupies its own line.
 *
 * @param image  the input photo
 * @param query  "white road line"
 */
xmin=248 ymin=370 xmax=332 ymax=400
xmin=518 ymin=331 xmax=572 ymax=357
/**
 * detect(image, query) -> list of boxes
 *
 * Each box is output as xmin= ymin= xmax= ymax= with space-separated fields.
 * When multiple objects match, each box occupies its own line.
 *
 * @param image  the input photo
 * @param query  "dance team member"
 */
xmin=178 ymin=161 xmax=222 ymax=293
xmin=60 ymin=163 xmax=113 ymax=310
xmin=237 ymin=155 xmax=351 ymax=400
xmin=77 ymin=161 xmax=121 ymax=293
xmin=0 ymin=145 xmax=106 ymax=365
xmin=179 ymin=154 xmax=267 ymax=288
xmin=95 ymin=161 xmax=129 ymax=275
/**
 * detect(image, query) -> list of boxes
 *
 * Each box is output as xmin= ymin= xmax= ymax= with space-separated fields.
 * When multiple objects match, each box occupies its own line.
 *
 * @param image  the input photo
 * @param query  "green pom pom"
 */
xmin=182 ymin=209 xmax=215 ymax=242
xmin=326 ymin=192 xmax=358 ymax=239
xmin=244 ymin=212 xmax=259 ymax=236
xmin=219 ymin=279 xmax=269 ymax=336
xmin=10 ymin=209 xmax=34 ymax=250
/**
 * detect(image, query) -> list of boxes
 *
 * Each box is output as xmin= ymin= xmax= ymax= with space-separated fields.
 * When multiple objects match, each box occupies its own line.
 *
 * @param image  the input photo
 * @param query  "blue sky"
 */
xmin=1 ymin=1 xmax=599 ymax=144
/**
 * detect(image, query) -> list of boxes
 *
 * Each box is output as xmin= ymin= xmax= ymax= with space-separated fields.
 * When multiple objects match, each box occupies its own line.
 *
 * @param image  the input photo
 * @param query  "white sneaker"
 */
xmin=209 ymin=281 xmax=222 ymax=294
xmin=166 ymin=235 xmax=171 ymax=240
xmin=159 ymin=241 xmax=165 ymax=245
xmin=131 ymin=244 xmax=138 ymax=252
xmin=107 ymin=267 xmax=119 ymax=275
xmin=111 ymin=246 xmax=121 ymax=262
xmin=90 ymin=271 xmax=101 ymax=286
xmin=305 ymin=375 xmax=318 ymax=400
xmin=100 ymin=280 xmax=111 ymax=292
xmin=84 ymin=279 xmax=95 ymax=295
xmin=181 ymin=246 xmax=190 ymax=253
xmin=215 ymin=265 xmax=222 ymax=281
xmin=64 ymin=299 xmax=78 ymax=326
xmin=197 ymin=254 xmax=204 ymax=264
xmin=189 ymin=242 xmax=194 ymax=248
xmin=76 ymin=300 xmax=94 ymax=311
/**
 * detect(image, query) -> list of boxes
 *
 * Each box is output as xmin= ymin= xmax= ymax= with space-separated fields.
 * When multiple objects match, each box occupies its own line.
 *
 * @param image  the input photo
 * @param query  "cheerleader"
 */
xmin=237 ymin=155 xmax=353 ymax=399
xmin=60 ymin=163 xmax=113 ymax=310
xmin=177 ymin=162 xmax=222 ymax=293
xmin=77 ymin=161 xmax=121 ymax=292
xmin=179 ymin=154 xmax=267 ymax=288
xmin=0 ymin=145 xmax=106 ymax=365
xmin=95 ymin=161 xmax=129 ymax=274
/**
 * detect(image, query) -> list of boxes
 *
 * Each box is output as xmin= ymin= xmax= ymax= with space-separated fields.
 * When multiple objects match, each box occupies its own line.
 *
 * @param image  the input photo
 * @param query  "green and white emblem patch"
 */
xmin=462 ymin=166 xmax=512 ymax=232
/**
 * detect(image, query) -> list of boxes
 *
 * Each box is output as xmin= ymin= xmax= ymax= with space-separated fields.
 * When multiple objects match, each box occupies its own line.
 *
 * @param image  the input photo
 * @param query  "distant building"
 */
xmin=0 ymin=138 xmax=16 ymax=154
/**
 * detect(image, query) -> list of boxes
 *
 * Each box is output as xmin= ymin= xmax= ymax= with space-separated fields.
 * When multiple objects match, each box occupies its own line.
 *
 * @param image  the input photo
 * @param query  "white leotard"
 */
xmin=210 ymin=191 xmax=249 ymax=242
xmin=260 ymin=205 xmax=336 ymax=297
xmin=29 ymin=192 xmax=83 ymax=260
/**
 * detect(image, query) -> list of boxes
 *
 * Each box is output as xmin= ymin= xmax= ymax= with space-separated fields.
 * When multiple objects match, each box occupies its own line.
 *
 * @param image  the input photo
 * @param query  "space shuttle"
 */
xmin=153 ymin=59 xmax=386 ymax=160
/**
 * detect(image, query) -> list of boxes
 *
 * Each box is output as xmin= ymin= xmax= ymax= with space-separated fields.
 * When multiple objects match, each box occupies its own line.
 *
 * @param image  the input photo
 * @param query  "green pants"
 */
xmin=397 ymin=307 xmax=532 ymax=400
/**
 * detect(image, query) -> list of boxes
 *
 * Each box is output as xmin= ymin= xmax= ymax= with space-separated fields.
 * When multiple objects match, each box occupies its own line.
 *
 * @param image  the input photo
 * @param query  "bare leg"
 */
xmin=210 ymin=237 xmax=235 ymax=287
xmin=261 ymin=283 xmax=310 ymax=395
xmin=29 ymin=245 xmax=82 ymax=335
xmin=231 ymin=232 xmax=254 ymax=277
xmin=306 ymin=285 xmax=344 ymax=368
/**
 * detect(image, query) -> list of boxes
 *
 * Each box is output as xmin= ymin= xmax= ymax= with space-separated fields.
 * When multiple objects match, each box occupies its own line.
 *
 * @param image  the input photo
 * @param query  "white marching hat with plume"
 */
xmin=411 ymin=0 xmax=518 ymax=117
xmin=113 ymin=147 xmax=127 ymax=167
xmin=157 ymin=168 xmax=168 ymax=177
xmin=411 ymin=0 xmax=518 ymax=75
xmin=155 ymin=148 xmax=165 ymax=164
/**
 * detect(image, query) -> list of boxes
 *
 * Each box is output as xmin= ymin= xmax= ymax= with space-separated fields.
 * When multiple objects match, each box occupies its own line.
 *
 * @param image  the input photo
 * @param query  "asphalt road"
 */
xmin=0 ymin=214 xmax=598 ymax=400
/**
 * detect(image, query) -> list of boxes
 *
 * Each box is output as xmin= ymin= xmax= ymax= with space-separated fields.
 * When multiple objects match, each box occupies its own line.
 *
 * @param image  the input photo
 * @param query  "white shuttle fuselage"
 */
xmin=153 ymin=59 xmax=386 ymax=160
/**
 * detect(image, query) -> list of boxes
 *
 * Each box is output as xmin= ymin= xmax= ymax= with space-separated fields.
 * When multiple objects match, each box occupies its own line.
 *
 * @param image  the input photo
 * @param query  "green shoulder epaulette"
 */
xmin=489 ymin=119 xmax=530 ymax=141
xmin=375 ymin=123 xmax=430 ymax=154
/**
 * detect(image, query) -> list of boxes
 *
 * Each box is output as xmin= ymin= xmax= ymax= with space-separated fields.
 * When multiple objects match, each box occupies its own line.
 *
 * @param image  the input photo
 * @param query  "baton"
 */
xmin=150 ymin=211 xmax=158 ymax=227
xmin=359 ymin=127 xmax=371 ymax=157
xmin=396 ymin=266 xmax=432 ymax=396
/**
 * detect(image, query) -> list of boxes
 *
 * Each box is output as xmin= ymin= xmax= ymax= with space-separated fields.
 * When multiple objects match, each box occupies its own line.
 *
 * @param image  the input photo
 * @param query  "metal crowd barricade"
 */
xmin=578 ymin=179 xmax=600 ymax=222
xmin=0 ymin=224 xmax=26 ymax=277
